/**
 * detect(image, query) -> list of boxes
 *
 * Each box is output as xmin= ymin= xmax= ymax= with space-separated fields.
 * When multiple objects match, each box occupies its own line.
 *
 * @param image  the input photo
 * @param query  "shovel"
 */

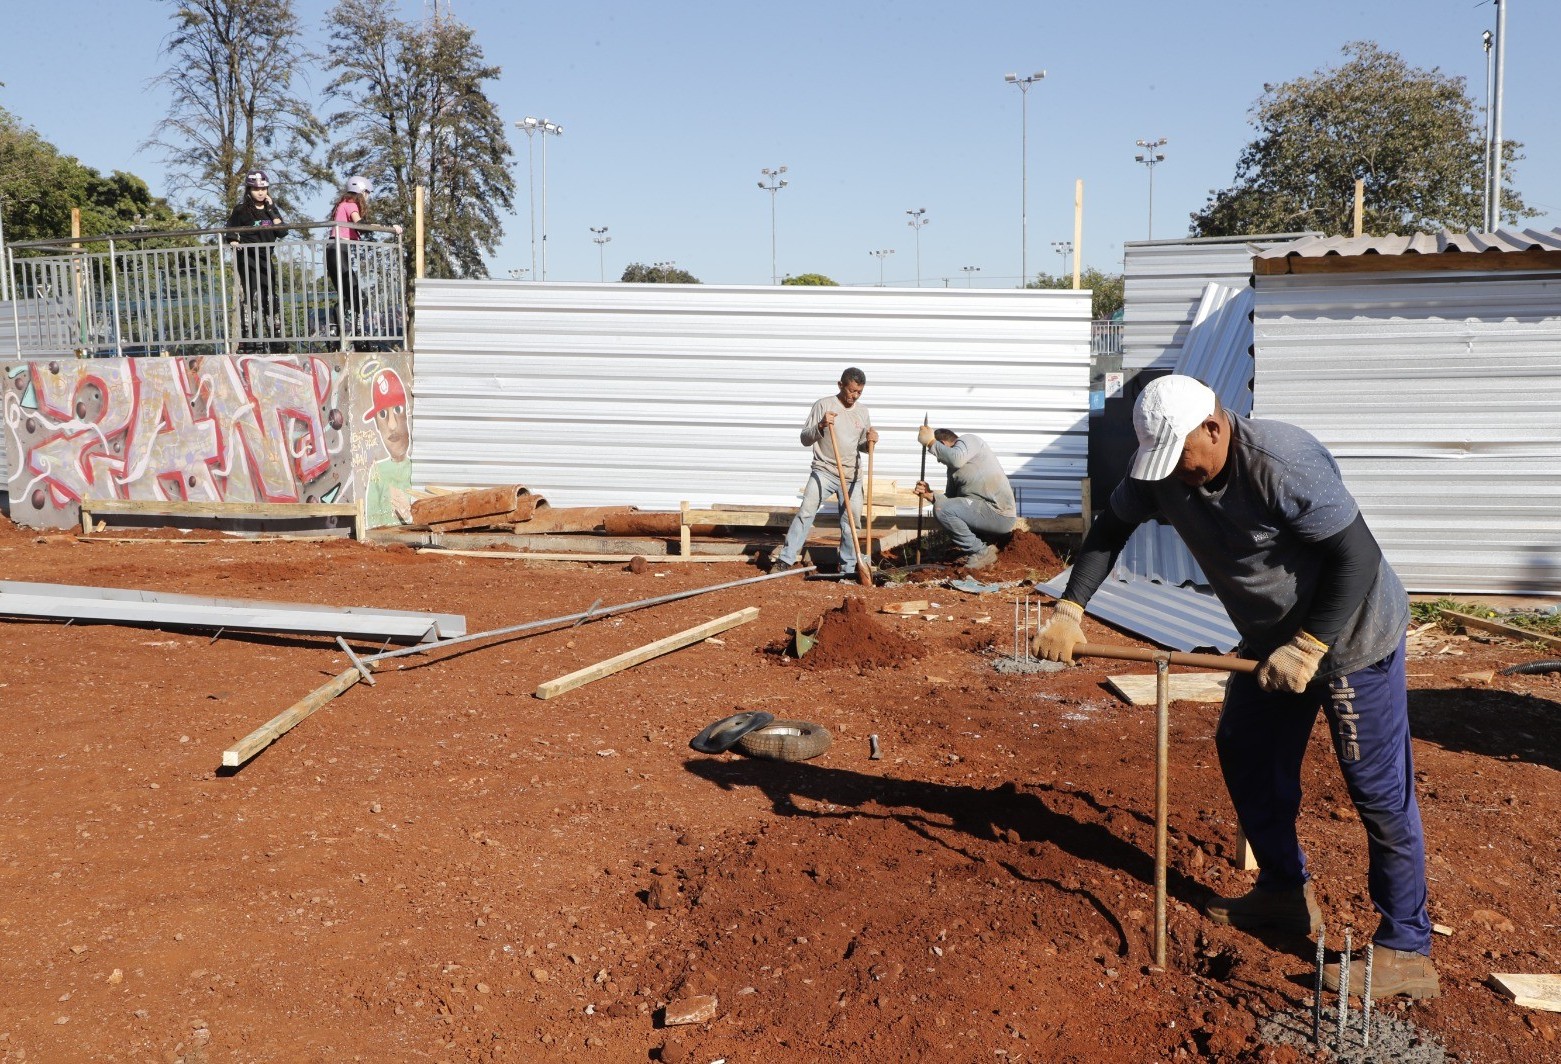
xmin=1073 ymin=642 xmax=1257 ymax=969
xmin=826 ymin=420 xmax=872 ymax=586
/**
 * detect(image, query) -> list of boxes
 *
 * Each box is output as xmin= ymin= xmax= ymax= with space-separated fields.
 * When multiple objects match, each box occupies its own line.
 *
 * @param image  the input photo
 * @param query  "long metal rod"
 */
xmin=1312 ymin=927 xmax=1326 ymax=1047
xmin=1074 ymin=642 xmax=1257 ymax=673
xmin=1362 ymin=943 xmax=1374 ymax=1048
xmin=361 ymin=566 xmax=812 ymax=665
xmin=1153 ymin=653 xmax=1170 ymax=967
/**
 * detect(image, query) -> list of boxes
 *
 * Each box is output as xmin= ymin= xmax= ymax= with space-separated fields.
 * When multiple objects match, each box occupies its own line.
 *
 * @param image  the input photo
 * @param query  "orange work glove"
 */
xmin=1257 ymin=630 xmax=1329 ymax=693
xmin=1030 ymin=600 xmax=1086 ymax=663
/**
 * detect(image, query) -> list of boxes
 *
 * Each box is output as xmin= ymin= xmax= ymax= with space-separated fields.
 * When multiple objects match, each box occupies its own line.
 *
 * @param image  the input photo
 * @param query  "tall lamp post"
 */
xmin=1004 ymin=70 xmax=1046 ymax=287
xmin=1050 ymin=240 xmax=1072 ymax=279
xmin=516 ymin=117 xmax=563 ymax=279
xmin=590 ymin=226 xmax=611 ymax=282
xmin=757 ymin=166 xmax=788 ymax=285
xmin=1482 ymin=29 xmax=1494 ymax=228
xmin=905 ymin=208 xmax=928 ymax=287
xmin=869 ymin=249 xmax=895 ymax=287
xmin=961 ymin=265 xmax=981 ymax=288
xmin=1486 ymin=0 xmax=1507 ymax=232
xmin=1134 ymin=137 xmax=1167 ymax=239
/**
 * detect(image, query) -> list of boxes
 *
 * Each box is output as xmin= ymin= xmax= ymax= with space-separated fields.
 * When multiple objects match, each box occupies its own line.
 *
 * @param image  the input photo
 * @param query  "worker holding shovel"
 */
xmin=912 ymin=425 xmax=1017 ymax=570
xmin=771 ymin=367 xmax=878 ymax=581
xmin=1030 ymin=374 xmax=1438 ymax=1001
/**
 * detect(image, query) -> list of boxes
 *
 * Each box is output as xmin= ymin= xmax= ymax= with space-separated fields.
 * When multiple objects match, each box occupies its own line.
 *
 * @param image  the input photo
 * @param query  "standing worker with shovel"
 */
xmin=1030 ymin=374 xmax=1438 ymax=1000
xmin=771 ymin=367 xmax=878 ymax=582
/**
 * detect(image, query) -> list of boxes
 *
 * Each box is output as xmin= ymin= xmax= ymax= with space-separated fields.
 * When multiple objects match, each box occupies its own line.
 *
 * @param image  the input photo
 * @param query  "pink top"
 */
xmin=331 ymin=199 xmax=362 ymax=241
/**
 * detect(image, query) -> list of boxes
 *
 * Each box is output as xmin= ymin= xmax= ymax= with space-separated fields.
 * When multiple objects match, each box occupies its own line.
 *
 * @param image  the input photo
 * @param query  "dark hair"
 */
xmin=840 ymin=367 xmax=866 ymax=387
xmin=933 ymin=428 xmax=958 ymax=445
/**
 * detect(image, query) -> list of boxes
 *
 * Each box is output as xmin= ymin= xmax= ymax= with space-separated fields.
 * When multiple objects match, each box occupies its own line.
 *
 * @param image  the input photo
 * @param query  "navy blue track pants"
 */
xmin=1215 ymin=635 xmax=1431 ymax=954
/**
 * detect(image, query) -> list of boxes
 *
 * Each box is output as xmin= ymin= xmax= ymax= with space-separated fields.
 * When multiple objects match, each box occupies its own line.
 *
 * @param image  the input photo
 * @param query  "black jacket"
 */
xmin=227 ymin=197 xmax=287 ymax=244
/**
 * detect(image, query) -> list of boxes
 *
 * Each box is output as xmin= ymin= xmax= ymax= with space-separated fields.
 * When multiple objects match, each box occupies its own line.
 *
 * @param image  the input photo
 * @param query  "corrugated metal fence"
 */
xmin=411 ymin=281 xmax=1091 ymax=516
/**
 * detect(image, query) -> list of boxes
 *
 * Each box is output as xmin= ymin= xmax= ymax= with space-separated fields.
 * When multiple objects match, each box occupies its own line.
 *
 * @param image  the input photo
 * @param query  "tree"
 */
xmin=146 ymin=0 xmax=323 ymax=222
xmin=1 ymin=106 xmax=190 ymax=244
xmin=621 ymin=262 xmax=701 ymax=284
xmin=1027 ymin=268 xmax=1123 ymax=321
xmin=1191 ymin=41 xmax=1532 ymax=238
xmin=321 ymin=0 xmax=516 ymax=278
xmin=782 ymin=273 xmax=837 ymax=286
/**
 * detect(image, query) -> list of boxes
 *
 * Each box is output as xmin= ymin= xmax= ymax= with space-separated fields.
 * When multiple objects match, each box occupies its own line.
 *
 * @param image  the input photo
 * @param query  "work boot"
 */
xmin=1324 ymin=946 xmax=1440 ymax=1000
xmin=963 ymin=544 xmax=1000 ymax=570
xmin=768 ymin=556 xmax=803 ymax=574
xmin=1204 ymin=881 xmax=1321 ymax=935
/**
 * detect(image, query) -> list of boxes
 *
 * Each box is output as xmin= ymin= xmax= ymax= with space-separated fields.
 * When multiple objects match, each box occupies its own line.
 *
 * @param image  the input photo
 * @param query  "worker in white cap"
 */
xmin=1029 ymin=373 xmax=1437 ymax=1000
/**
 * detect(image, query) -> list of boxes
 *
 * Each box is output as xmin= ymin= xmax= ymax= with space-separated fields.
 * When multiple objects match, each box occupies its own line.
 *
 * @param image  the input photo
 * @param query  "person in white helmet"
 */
xmin=227 ymin=170 xmax=288 ymax=352
xmin=326 ymin=175 xmax=377 ymax=350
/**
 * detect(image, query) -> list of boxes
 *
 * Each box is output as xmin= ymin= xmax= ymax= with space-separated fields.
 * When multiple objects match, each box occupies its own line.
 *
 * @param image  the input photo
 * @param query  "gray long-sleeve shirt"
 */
xmin=800 ymin=396 xmax=872 ymax=479
xmin=930 ymin=434 xmax=1017 ymax=517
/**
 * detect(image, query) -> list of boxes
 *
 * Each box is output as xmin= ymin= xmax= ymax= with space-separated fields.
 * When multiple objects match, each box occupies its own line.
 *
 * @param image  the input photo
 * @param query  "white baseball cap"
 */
xmin=1129 ymin=375 xmax=1217 ymax=481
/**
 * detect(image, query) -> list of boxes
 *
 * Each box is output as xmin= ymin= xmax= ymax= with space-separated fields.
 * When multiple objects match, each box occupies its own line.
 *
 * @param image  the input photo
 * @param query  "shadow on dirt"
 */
xmin=1409 ymin=687 xmax=1559 ymax=770
xmin=685 ymin=756 xmax=1212 ymax=922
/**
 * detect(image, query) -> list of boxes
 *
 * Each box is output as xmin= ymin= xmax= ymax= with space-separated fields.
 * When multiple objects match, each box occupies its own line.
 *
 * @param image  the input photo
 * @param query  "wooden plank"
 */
xmin=222 ymin=668 xmax=362 ymax=767
xmin=84 ymin=498 xmax=357 ymax=518
xmin=1440 ymin=609 xmax=1561 ymax=652
xmin=512 ymin=505 xmax=637 ymax=534
xmin=77 ymin=535 xmax=341 ymax=544
xmin=1105 ymin=672 xmax=1231 ymax=706
xmin=416 ymin=548 xmax=753 ymax=563
xmin=534 ymin=607 xmax=760 ymax=700
xmin=1488 ymin=973 xmax=1561 ymax=1013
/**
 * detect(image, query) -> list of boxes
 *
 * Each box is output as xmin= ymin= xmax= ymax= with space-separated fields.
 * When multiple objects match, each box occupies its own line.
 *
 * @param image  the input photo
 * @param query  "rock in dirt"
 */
xmin=1471 ymin=908 xmax=1516 ymax=933
xmin=661 ymin=994 xmax=718 ymax=1026
xmin=627 ymin=556 xmax=650 ymax=574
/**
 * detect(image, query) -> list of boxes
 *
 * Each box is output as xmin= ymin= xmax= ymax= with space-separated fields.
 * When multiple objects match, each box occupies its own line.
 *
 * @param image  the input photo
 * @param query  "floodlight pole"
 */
xmin=905 ymin=208 xmax=928 ymax=287
xmin=870 ymin=248 xmax=894 ymax=287
xmin=590 ymin=226 xmax=611 ymax=282
xmin=1134 ymin=138 xmax=1168 ymax=239
xmin=758 ymin=166 xmax=788 ymax=285
xmin=1004 ymin=70 xmax=1046 ymax=287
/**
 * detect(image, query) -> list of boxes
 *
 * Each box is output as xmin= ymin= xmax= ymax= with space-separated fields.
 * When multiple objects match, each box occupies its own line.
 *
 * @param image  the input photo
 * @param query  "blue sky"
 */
xmin=2 ymin=1 xmax=1556 ymax=287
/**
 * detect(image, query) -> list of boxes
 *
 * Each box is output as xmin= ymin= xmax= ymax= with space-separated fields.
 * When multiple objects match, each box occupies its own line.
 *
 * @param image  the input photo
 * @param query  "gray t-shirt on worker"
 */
xmin=1109 ymin=416 xmax=1408 ymax=678
xmin=800 ymin=396 xmax=872 ymax=479
xmin=932 ymin=434 xmax=1017 ymax=519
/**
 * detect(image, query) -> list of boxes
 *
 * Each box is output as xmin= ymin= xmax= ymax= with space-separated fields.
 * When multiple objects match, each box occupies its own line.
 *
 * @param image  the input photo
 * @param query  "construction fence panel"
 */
xmin=1253 ymin=269 xmax=1561 ymax=595
xmin=411 ymin=281 xmax=1091 ymax=518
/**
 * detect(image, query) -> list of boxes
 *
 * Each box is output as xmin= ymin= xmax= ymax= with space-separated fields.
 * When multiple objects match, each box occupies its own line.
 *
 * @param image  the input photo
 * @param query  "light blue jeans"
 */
xmin=777 ymin=467 xmax=863 ymax=571
xmin=934 ymin=494 xmax=1017 ymax=555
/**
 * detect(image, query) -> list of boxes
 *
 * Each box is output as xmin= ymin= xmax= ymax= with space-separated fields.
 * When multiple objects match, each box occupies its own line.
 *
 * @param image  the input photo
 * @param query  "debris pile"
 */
xmin=799 ymin=595 xmax=922 ymax=671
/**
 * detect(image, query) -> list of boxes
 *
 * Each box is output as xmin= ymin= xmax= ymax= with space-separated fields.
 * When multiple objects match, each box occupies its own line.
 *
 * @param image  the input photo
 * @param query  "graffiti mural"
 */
xmin=3 ymin=352 xmax=412 ymax=529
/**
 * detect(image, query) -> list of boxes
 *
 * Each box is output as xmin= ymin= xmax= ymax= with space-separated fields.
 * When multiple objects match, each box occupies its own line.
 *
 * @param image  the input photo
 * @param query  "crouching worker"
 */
xmin=913 ymin=425 xmax=1017 ymax=570
xmin=1029 ymin=374 xmax=1437 ymax=1000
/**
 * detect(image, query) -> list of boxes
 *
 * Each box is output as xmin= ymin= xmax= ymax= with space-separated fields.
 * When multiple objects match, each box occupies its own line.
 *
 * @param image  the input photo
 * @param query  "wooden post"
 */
xmin=534 ymin=607 xmax=759 ymax=699
xmin=1072 ymin=180 xmax=1084 ymax=290
xmin=1234 ymin=828 xmax=1259 ymax=871
xmin=414 ymin=186 xmax=426 ymax=280
xmin=1080 ymin=476 xmax=1092 ymax=538
xmin=223 ymin=668 xmax=362 ymax=767
xmin=679 ymin=500 xmax=692 ymax=557
xmin=1352 ymin=179 xmax=1364 ymax=238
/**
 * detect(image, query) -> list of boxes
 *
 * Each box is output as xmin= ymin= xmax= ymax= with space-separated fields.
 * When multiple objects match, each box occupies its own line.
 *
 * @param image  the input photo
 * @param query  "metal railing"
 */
xmin=1091 ymin=319 xmax=1123 ymax=356
xmin=4 ymin=222 xmax=406 ymax=358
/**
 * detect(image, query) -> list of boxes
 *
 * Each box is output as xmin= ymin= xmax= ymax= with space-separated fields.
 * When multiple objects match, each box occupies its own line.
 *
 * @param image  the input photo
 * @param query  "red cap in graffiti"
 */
xmin=363 ymin=368 xmax=407 ymax=422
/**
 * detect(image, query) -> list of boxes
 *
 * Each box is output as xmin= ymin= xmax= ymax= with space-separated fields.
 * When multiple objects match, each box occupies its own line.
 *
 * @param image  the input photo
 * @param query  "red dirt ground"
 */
xmin=1 ymin=518 xmax=1557 ymax=1062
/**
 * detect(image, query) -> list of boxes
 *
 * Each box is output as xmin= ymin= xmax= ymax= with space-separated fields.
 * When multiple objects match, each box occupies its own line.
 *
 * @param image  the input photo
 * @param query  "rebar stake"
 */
xmin=1362 ymin=943 xmax=1374 ymax=1048
xmin=1337 ymin=929 xmax=1352 ymax=1049
xmin=1312 ymin=927 xmax=1326 ymax=1048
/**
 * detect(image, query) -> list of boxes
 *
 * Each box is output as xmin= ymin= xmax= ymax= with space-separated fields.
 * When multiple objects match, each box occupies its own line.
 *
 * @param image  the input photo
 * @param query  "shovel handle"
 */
xmin=1073 ymin=642 xmax=1258 ymax=674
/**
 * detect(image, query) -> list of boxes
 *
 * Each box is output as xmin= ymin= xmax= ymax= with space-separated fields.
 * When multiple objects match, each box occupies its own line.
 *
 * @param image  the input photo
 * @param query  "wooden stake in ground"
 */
xmin=223 ymin=668 xmax=363 ymax=768
xmin=534 ymin=607 xmax=760 ymax=699
xmin=826 ymin=421 xmax=871 ymax=586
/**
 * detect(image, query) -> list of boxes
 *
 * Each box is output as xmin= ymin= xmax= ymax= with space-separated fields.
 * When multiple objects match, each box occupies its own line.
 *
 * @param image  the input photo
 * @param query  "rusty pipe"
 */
xmin=1074 ymin=643 xmax=1257 ymax=673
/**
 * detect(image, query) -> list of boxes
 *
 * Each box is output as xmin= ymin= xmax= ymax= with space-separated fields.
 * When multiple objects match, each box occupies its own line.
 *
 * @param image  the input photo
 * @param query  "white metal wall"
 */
xmin=1122 ymin=235 xmax=1312 ymax=375
xmin=1253 ymin=269 xmax=1561 ymax=595
xmin=411 ymin=281 xmax=1091 ymax=517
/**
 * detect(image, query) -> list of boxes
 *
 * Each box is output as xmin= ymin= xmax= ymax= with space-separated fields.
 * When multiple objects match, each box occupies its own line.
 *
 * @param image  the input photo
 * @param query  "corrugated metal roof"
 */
xmin=1114 ymin=521 xmax=1211 ymax=589
xmin=1253 ymin=269 xmax=1561 ymax=595
xmin=411 ymin=281 xmax=1091 ymax=516
xmin=1039 ymin=567 xmax=1240 ymax=653
xmin=1257 ymin=226 xmax=1561 ymax=260
xmin=1176 ymin=283 xmax=1254 ymax=417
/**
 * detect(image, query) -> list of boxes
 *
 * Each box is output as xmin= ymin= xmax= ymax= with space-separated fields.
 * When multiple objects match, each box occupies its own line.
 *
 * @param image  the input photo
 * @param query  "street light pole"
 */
xmin=757 ymin=166 xmax=788 ymax=285
xmin=961 ymin=265 xmax=981 ymax=288
xmin=1134 ymin=137 xmax=1168 ymax=239
xmin=514 ymin=118 xmax=540 ymax=279
xmin=537 ymin=119 xmax=562 ymax=279
xmin=1487 ymin=0 xmax=1507 ymax=232
xmin=869 ymin=249 xmax=894 ymax=287
xmin=905 ymin=208 xmax=928 ymax=287
xmin=1004 ymin=70 xmax=1046 ymax=287
xmin=1051 ymin=239 xmax=1072 ymax=279
xmin=1482 ymin=29 xmax=1494 ymax=229
xmin=590 ymin=226 xmax=611 ymax=282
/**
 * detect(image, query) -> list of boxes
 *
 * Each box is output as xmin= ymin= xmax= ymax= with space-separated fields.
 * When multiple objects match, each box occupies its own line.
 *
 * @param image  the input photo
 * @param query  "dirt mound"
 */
xmin=997 ymin=527 xmax=1066 ymax=576
xmin=800 ymin=595 xmax=922 ymax=671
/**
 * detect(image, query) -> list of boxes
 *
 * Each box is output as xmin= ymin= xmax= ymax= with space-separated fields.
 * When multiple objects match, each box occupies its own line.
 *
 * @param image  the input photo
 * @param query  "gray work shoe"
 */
xmin=962 ymin=544 xmax=1000 ymax=570
xmin=1324 ymin=946 xmax=1440 ymax=1000
xmin=767 ymin=556 xmax=803 ymax=573
xmin=1204 ymin=881 xmax=1322 ymax=935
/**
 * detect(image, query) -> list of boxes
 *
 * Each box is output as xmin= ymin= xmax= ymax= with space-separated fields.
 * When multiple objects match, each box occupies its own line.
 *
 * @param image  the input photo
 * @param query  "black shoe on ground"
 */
xmin=1204 ymin=881 xmax=1321 ymax=935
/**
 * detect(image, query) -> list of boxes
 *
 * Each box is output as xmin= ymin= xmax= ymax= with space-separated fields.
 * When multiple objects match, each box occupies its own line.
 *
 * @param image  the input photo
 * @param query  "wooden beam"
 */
xmin=83 ymin=498 xmax=358 ymax=519
xmin=1105 ymin=671 xmax=1230 ymax=706
xmin=1439 ymin=608 xmax=1561 ymax=652
xmin=534 ymin=607 xmax=759 ymax=700
xmin=416 ymin=548 xmax=753 ymax=563
xmin=223 ymin=668 xmax=361 ymax=767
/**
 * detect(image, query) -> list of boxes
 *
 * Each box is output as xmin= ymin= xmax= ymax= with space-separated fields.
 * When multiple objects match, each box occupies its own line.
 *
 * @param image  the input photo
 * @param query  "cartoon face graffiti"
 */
xmin=363 ymin=368 xmax=410 ymax=462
